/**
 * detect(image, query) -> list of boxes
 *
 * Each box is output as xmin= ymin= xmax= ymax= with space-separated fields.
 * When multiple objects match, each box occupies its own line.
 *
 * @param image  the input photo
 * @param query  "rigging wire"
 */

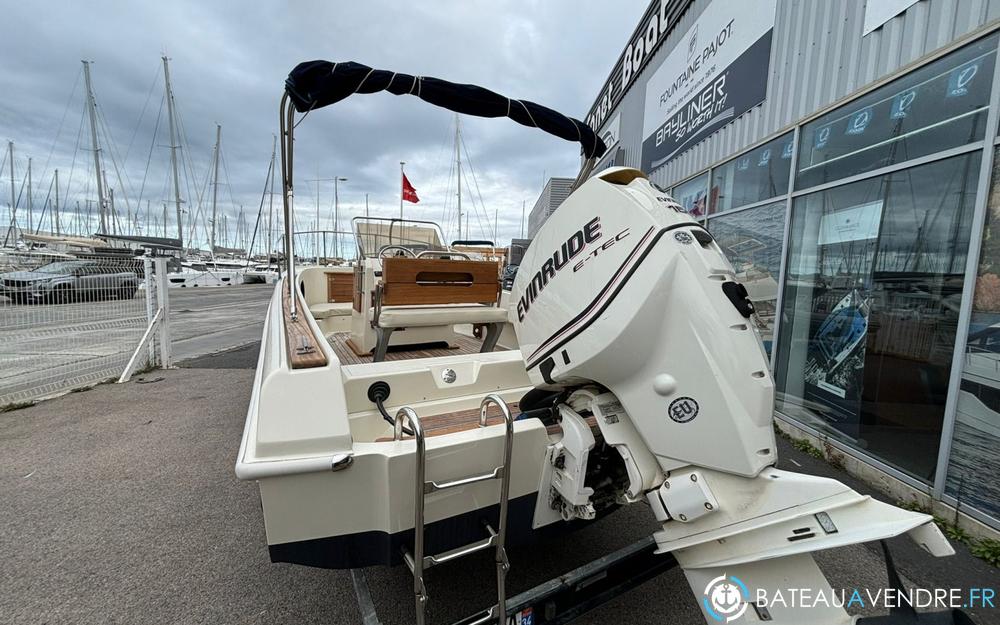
xmin=171 ymin=97 xmax=210 ymax=250
xmin=219 ymin=140 xmax=243 ymax=249
xmin=123 ymin=63 xmax=162 ymax=166
xmin=62 ymin=106 xmax=87 ymax=236
xmin=460 ymin=129 xmax=494 ymax=243
xmin=39 ymin=66 xmax=83 ymax=190
xmin=35 ymin=174 xmax=55 ymax=234
xmin=135 ymin=93 xmax=165 ymax=211
xmin=95 ymin=96 xmax=136 ymax=220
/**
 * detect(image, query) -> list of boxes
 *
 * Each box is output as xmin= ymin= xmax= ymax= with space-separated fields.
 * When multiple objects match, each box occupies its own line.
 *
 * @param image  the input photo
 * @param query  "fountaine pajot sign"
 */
xmin=641 ymin=0 xmax=776 ymax=172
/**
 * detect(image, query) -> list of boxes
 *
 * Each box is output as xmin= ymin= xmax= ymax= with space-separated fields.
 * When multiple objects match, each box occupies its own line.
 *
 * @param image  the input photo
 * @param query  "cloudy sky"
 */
xmin=0 ymin=1 xmax=644 ymax=254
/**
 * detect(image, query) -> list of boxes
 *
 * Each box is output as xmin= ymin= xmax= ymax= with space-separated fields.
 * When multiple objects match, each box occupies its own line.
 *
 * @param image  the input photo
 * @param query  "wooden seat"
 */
xmin=380 ymin=257 xmax=500 ymax=306
xmin=372 ymin=257 xmax=505 ymax=362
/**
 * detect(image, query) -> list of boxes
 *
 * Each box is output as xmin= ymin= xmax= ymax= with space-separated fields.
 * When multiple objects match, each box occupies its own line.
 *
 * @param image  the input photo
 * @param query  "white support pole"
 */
xmin=143 ymin=257 xmax=155 ymax=365
xmin=118 ymin=307 xmax=163 ymax=384
xmin=154 ymin=257 xmax=172 ymax=368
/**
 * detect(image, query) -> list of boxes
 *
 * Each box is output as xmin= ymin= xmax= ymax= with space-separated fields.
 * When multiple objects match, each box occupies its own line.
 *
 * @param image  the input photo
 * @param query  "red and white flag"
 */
xmin=402 ymin=174 xmax=420 ymax=204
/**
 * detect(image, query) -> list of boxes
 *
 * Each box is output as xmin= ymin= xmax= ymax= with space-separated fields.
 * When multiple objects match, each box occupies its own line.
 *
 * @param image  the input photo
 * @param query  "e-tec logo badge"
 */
xmin=674 ymin=231 xmax=693 ymax=244
xmin=703 ymin=575 xmax=749 ymax=622
xmin=668 ymin=397 xmax=699 ymax=423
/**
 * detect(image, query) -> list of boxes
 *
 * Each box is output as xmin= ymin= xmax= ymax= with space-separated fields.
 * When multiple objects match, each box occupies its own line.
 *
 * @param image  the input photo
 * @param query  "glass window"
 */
xmin=671 ymin=172 xmax=709 ymax=217
xmin=708 ymin=201 xmax=786 ymax=357
xmin=946 ymin=146 xmax=1000 ymax=524
xmin=710 ymin=134 xmax=794 ymax=214
xmin=797 ymin=34 xmax=997 ymax=189
xmin=773 ymin=153 xmax=980 ymax=482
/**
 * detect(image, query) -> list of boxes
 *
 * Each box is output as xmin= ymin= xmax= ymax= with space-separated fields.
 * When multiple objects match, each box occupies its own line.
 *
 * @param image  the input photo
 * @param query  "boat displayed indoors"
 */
xmin=237 ymin=61 xmax=965 ymax=625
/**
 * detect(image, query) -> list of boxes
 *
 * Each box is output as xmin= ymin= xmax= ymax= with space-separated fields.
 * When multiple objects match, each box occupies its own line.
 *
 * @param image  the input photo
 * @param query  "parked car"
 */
xmin=502 ymin=264 xmax=518 ymax=291
xmin=0 ymin=260 xmax=139 ymax=304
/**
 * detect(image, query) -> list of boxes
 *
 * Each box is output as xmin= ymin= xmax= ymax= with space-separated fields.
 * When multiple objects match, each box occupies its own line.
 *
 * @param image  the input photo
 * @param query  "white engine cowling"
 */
xmin=511 ymin=167 xmax=776 ymax=478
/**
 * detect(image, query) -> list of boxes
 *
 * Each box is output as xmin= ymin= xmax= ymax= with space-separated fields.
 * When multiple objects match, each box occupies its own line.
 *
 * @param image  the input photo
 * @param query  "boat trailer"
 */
xmin=350 ymin=534 xmax=677 ymax=625
xmin=349 ymin=534 xmax=977 ymax=625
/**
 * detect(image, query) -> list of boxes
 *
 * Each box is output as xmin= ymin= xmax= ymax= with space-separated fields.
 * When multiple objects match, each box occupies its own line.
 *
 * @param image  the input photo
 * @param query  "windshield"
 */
xmin=353 ymin=217 xmax=448 ymax=258
xmin=35 ymin=261 xmax=90 ymax=274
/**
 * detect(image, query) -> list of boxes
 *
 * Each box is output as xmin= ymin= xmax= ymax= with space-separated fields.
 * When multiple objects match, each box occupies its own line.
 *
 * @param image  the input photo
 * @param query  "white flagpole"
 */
xmin=399 ymin=161 xmax=405 ymax=219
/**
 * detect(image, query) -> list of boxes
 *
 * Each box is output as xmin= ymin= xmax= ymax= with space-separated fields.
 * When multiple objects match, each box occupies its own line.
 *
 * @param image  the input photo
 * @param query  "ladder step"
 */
xmin=425 ymin=532 xmax=497 ymax=569
xmin=401 ymin=524 xmax=499 ymax=573
xmin=424 ymin=466 xmax=504 ymax=494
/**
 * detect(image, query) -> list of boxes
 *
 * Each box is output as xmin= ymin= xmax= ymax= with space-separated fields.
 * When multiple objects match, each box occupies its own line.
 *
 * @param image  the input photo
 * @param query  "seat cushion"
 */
xmin=377 ymin=305 xmax=508 ymax=328
xmin=310 ymin=302 xmax=352 ymax=319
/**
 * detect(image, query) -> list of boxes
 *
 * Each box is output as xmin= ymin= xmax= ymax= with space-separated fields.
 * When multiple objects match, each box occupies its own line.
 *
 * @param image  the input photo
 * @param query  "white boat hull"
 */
xmin=166 ymin=269 xmax=242 ymax=287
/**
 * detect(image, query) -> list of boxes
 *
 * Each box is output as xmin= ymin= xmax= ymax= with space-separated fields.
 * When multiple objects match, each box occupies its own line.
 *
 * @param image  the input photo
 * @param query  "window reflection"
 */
xmin=711 ymin=134 xmax=793 ymax=214
xmin=774 ymin=153 xmax=980 ymax=481
xmin=947 ymin=146 xmax=1000 ymax=520
xmin=709 ymin=201 xmax=786 ymax=356
xmin=797 ymin=34 xmax=997 ymax=189
xmin=672 ymin=172 xmax=710 ymax=217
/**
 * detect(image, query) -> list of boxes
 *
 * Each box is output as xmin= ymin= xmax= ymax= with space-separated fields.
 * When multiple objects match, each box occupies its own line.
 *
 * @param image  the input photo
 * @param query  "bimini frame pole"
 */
xmin=279 ymin=93 xmax=298 ymax=319
xmin=571 ymin=156 xmax=598 ymax=192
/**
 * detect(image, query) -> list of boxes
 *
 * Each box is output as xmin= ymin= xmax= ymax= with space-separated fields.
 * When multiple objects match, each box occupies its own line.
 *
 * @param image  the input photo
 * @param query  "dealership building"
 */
xmin=584 ymin=0 xmax=1000 ymax=531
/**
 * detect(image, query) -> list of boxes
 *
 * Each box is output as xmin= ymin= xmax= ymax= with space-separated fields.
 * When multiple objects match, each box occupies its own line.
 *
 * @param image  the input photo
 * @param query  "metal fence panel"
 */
xmin=0 ymin=252 xmax=156 ymax=406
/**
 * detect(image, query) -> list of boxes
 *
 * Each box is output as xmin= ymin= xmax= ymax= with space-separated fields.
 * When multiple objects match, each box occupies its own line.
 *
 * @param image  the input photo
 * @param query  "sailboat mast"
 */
xmin=237 ymin=207 xmax=245 ymax=253
xmin=7 ymin=142 xmax=13 ymax=216
xmin=109 ymin=187 xmax=116 ymax=235
xmin=162 ymin=56 xmax=184 ymax=250
xmin=455 ymin=114 xmax=462 ymax=241
xmin=82 ymin=61 xmax=108 ymax=236
xmin=26 ymin=157 xmax=33 ymax=234
xmin=3 ymin=142 xmax=12 ymax=246
xmin=267 ymin=135 xmax=276 ymax=259
xmin=54 ymin=169 xmax=60 ymax=236
xmin=210 ymin=123 xmax=221 ymax=254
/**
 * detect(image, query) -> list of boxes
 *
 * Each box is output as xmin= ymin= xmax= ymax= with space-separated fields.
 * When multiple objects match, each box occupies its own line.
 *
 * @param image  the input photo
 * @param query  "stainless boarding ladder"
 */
xmin=394 ymin=394 xmax=515 ymax=625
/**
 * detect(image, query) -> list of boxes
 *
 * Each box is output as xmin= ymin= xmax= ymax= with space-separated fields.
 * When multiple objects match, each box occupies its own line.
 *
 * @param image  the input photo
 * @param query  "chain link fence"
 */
xmin=0 ymin=252 xmax=167 ymax=407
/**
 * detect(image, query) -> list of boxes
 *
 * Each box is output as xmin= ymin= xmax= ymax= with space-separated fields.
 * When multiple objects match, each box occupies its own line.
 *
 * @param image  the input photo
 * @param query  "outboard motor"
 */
xmin=511 ymin=167 xmax=966 ymax=625
xmin=513 ymin=166 xmax=774 ymax=478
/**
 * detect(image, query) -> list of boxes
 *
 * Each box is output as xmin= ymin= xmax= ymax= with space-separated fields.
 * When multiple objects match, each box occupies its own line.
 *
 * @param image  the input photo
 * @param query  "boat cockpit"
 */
xmin=297 ymin=217 xmax=512 ymax=364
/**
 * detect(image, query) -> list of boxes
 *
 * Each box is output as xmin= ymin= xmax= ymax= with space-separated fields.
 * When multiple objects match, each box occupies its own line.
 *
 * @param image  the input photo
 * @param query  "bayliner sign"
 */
xmin=640 ymin=0 xmax=776 ymax=172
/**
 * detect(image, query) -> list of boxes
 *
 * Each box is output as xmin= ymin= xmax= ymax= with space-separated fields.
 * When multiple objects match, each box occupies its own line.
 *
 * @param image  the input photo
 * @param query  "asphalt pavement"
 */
xmin=165 ymin=285 xmax=272 ymax=361
xmin=0 ymin=347 xmax=996 ymax=625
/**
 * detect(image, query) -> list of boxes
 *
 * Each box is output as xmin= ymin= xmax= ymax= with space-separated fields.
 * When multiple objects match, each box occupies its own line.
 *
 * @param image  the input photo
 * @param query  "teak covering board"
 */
xmin=282 ymin=286 xmax=328 ymax=369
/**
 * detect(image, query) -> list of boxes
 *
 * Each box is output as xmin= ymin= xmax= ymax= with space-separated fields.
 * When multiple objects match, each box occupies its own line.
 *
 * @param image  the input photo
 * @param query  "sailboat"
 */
xmin=166 ymin=118 xmax=243 ymax=287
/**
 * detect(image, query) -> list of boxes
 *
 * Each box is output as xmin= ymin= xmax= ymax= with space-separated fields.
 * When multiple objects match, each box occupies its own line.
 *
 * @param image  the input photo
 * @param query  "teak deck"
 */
xmin=375 ymin=402 xmax=600 ymax=441
xmin=327 ymin=332 xmax=502 ymax=365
